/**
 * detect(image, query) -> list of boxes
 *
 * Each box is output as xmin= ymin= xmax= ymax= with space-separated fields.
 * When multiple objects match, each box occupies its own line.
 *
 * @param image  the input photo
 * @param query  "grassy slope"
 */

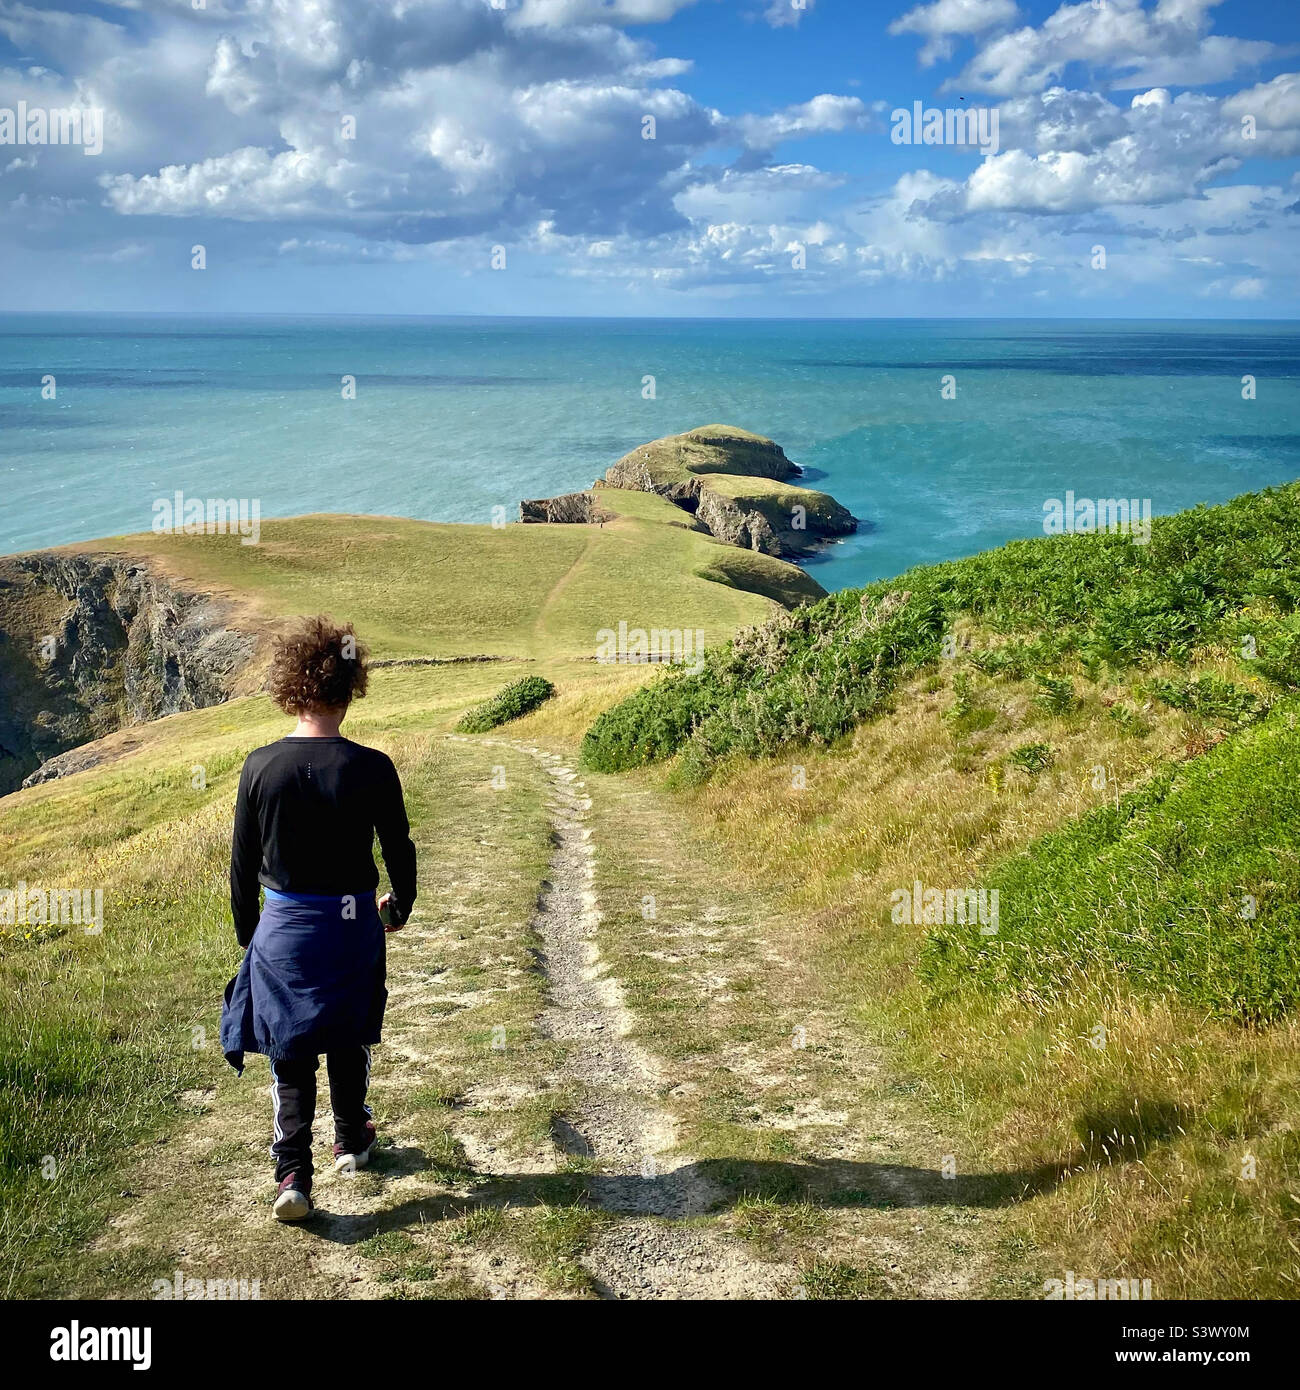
xmin=923 ymin=702 xmax=1300 ymax=1023
xmin=56 ymin=489 xmax=819 ymax=663
xmin=8 ymin=480 xmax=1300 ymax=1298
xmin=0 ymin=487 xmax=817 ymax=1293
xmin=609 ymin=424 xmax=795 ymax=486
xmin=601 ymin=425 xmax=852 ymax=548
xmin=0 ymin=666 xmax=506 ymax=1292
xmin=582 ymin=481 xmax=1300 ymax=776
xmin=11 ymin=717 xmax=597 ymax=1299
xmin=577 ymin=482 xmax=1300 ymax=1297
xmin=649 ymin=664 xmax=1300 ymax=1296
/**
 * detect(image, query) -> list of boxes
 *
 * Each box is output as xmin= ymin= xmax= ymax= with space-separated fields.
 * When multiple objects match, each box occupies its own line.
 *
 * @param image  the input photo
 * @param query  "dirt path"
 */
xmin=61 ymin=729 xmax=1020 ymax=1302
xmin=459 ymin=737 xmax=799 ymax=1299
xmin=527 ymin=531 xmax=595 ymax=651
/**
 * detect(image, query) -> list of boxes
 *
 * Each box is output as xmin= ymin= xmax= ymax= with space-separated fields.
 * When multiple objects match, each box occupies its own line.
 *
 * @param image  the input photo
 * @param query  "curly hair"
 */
xmin=266 ymin=616 xmax=369 ymax=715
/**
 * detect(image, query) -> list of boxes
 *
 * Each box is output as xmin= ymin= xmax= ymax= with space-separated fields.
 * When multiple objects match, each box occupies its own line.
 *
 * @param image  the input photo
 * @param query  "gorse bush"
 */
xmin=456 ymin=676 xmax=556 ymax=734
xmin=1239 ymin=612 xmax=1300 ymax=689
xmin=946 ymin=669 xmax=997 ymax=736
xmin=920 ymin=702 xmax=1300 ymax=1023
xmin=583 ymin=589 xmax=947 ymax=776
xmin=581 ymin=483 xmax=1300 ymax=777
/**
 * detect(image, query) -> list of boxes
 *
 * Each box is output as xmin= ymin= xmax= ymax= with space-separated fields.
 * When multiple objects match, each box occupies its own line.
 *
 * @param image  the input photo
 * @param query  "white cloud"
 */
xmin=674 ymin=163 xmax=844 ymax=225
xmin=102 ymin=146 xmax=346 ymax=218
xmin=731 ymin=94 xmax=875 ymax=148
xmin=764 ymin=0 xmax=816 ymax=29
xmin=1 ymin=0 xmax=1296 ymax=311
xmin=512 ymin=0 xmax=696 ymax=26
xmin=908 ymin=80 xmax=1300 ymax=219
xmin=1204 ymin=274 xmax=1266 ymax=298
xmin=1224 ymin=71 xmax=1300 ymax=125
xmin=961 ymin=143 xmax=1207 ymax=214
xmin=889 ymin=0 xmax=1019 ymax=67
xmin=952 ymin=0 xmax=1277 ymax=97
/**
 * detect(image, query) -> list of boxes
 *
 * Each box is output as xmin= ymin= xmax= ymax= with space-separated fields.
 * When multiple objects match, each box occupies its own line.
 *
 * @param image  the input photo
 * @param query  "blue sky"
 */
xmin=1 ymin=0 xmax=1298 ymax=316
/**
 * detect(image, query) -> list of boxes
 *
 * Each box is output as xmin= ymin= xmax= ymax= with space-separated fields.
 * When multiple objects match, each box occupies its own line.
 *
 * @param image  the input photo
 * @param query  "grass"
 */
xmin=574 ymin=750 xmax=1034 ymax=1296
xmin=0 ymin=665 xmax=569 ymax=1296
xmin=612 ymin=653 xmax=1299 ymax=1296
xmin=608 ymin=423 xmax=797 ymax=486
xmin=6 ymin=476 xmax=1300 ymax=1300
xmin=52 ymin=488 xmax=817 ymax=664
xmin=661 ymin=665 xmax=1298 ymax=1294
xmin=521 ymin=1205 xmax=606 ymax=1291
xmin=581 ymin=481 xmax=1300 ymax=776
xmin=5 ymin=715 xmax=616 ymax=1299
xmin=922 ymin=701 xmax=1300 ymax=1023
xmin=697 ymin=473 xmax=854 ymax=533
xmin=569 ymin=479 xmax=1300 ymax=1294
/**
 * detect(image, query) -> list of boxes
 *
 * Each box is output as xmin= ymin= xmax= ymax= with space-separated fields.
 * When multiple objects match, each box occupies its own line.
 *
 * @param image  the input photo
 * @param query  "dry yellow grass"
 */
xmin=660 ymin=656 xmax=1300 ymax=1297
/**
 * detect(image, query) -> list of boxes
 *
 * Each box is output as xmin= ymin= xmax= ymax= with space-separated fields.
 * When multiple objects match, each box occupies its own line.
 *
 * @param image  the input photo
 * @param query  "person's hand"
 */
xmin=378 ymin=892 xmax=404 ymax=932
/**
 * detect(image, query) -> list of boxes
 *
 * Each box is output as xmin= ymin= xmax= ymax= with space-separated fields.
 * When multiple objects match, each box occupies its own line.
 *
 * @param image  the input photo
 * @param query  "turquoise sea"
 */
xmin=2 ymin=315 xmax=1298 ymax=592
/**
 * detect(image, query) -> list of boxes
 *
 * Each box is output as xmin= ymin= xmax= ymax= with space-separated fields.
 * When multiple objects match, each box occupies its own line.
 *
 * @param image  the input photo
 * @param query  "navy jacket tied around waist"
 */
xmin=220 ymin=889 xmax=387 ymax=1073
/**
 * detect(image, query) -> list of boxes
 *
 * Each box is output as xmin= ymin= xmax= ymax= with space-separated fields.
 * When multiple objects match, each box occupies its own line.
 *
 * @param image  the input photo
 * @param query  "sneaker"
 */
xmin=273 ymin=1173 xmax=312 ymax=1222
xmin=333 ymin=1121 xmax=378 ymax=1173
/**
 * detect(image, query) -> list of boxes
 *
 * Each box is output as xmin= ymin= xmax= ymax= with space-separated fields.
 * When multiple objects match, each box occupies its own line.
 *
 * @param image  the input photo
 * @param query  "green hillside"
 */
xmin=4 ymin=480 xmax=1298 ymax=1301
xmin=60 ymin=487 xmax=821 ymax=663
xmin=604 ymin=423 xmax=799 ymax=487
xmin=583 ymin=482 xmax=1300 ymax=776
xmin=922 ymin=701 xmax=1300 ymax=1023
xmin=577 ymin=480 xmax=1300 ymax=1297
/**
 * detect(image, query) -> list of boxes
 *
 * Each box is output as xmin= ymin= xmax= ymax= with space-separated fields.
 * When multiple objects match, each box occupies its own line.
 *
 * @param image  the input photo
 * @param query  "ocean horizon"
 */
xmin=4 ymin=312 xmax=1299 ymax=592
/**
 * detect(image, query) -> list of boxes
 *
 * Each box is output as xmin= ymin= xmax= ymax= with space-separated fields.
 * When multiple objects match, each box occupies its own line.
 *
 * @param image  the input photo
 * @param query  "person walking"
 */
xmin=220 ymin=617 xmax=417 ymax=1221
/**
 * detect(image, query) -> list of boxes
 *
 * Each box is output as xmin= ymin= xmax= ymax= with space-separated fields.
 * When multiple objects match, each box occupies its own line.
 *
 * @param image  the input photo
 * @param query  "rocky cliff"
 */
xmin=519 ymin=492 xmax=614 ymax=525
xmin=693 ymin=480 xmax=856 ymax=558
xmin=0 ymin=553 xmax=256 ymax=795
xmin=522 ymin=424 xmax=858 ymax=560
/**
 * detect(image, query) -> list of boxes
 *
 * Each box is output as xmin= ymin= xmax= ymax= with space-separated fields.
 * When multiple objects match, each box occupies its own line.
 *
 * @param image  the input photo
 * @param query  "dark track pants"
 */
xmin=269 ymin=1046 xmax=372 ymax=1189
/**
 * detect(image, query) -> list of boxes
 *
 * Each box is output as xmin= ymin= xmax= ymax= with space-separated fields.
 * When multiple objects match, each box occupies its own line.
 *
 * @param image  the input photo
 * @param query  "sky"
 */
xmin=1 ymin=0 xmax=1298 ymax=317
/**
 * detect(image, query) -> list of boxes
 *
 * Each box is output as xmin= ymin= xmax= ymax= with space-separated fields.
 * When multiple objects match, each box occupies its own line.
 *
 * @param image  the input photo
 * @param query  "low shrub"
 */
xmin=456 ymin=676 xmax=556 ymax=734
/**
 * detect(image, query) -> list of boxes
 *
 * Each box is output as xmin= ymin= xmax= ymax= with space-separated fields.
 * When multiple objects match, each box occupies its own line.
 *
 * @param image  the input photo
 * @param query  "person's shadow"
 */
xmin=302 ymin=1095 xmax=1187 ymax=1247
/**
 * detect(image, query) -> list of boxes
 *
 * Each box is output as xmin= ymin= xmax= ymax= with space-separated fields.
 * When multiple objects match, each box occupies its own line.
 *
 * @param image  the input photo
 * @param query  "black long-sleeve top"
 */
xmin=230 ymin=736 xmax=418 ymax=947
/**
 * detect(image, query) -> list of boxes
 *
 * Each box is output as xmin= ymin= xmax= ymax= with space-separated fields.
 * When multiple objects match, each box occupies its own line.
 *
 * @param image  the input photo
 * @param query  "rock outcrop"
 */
xmin=0 ymin=553 xmax=256 ymax=795
xmin=692 ymin=479 xmax=856 ymax=559
xmin=519 ymin=492 xmax=614 ymax=525
xmin=520 ymin=424 xmax=858 ymax=560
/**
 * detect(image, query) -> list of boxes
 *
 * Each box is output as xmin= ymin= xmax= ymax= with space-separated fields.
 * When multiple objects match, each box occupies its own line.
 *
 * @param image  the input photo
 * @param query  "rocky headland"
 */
xmin=521 ymin=424 xmax=857 ymax=559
